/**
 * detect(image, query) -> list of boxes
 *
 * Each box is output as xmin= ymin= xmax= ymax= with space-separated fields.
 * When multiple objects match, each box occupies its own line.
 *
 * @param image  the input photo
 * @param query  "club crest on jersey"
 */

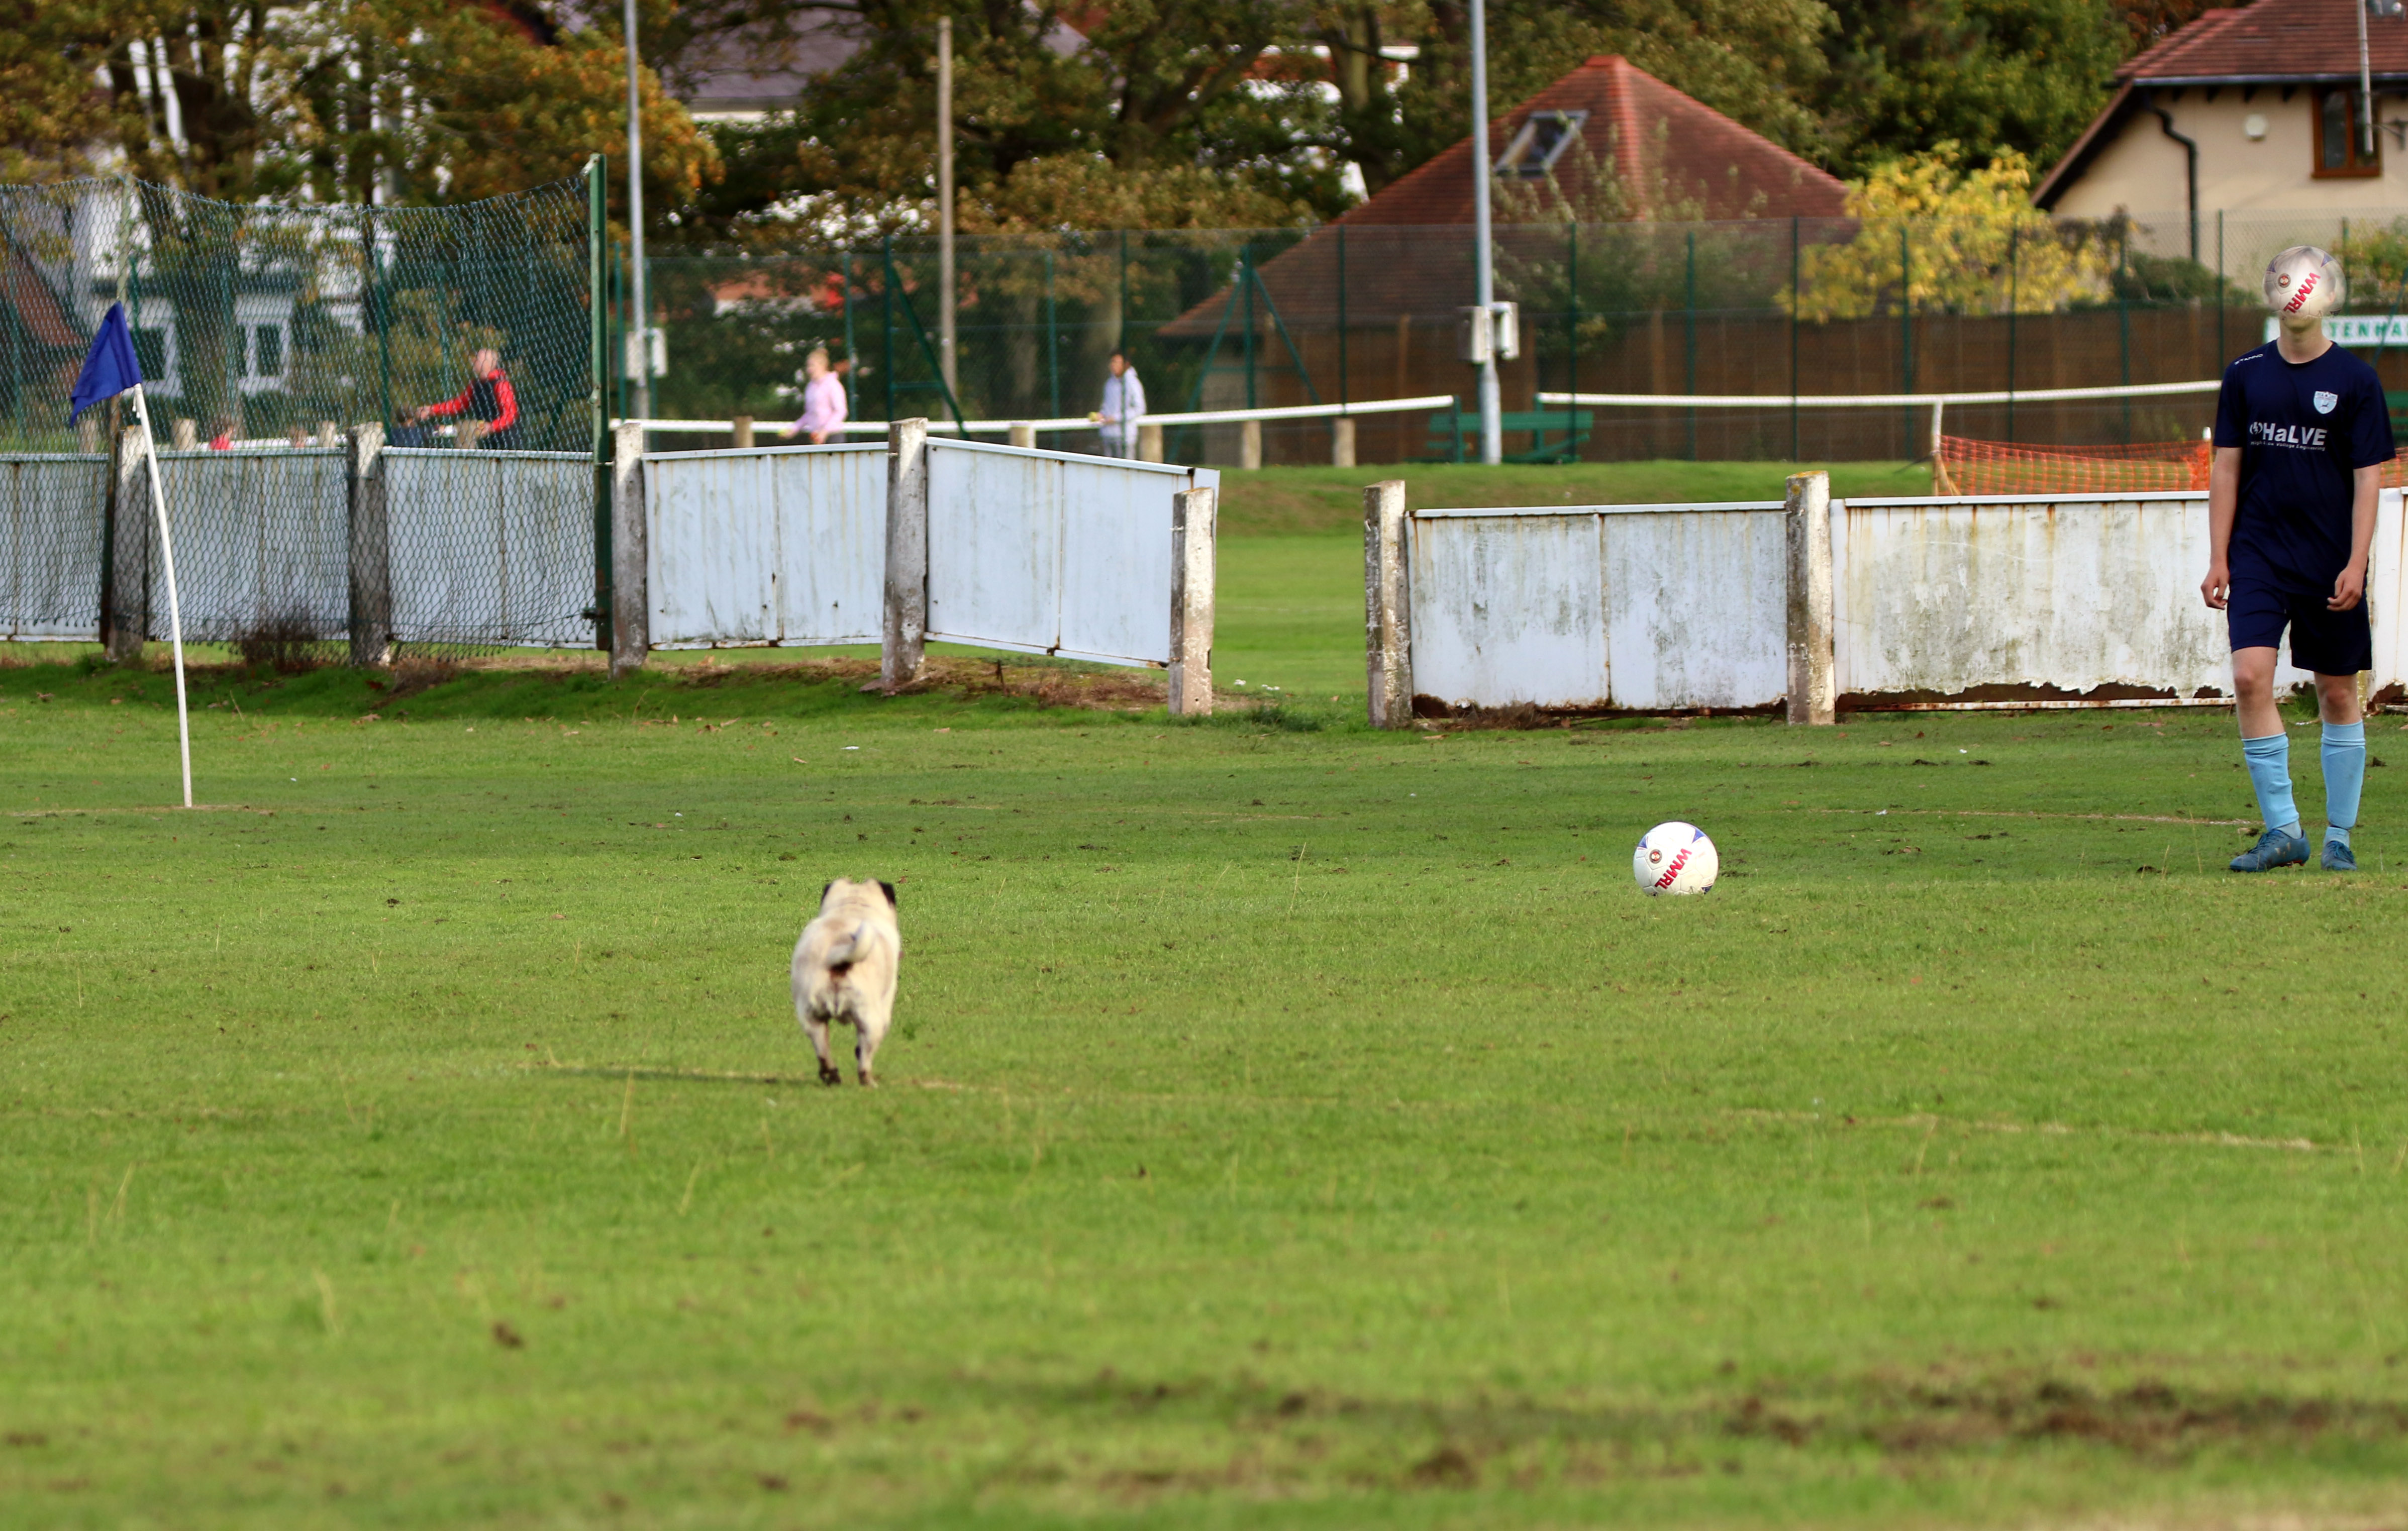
xmin=2314 ymin=389 xmax=2339 ymax=414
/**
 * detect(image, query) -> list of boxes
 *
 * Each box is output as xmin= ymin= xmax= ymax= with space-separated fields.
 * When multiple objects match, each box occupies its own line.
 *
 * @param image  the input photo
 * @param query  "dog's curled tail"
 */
xmin=822 ymin=922 xmax=867 ymax=974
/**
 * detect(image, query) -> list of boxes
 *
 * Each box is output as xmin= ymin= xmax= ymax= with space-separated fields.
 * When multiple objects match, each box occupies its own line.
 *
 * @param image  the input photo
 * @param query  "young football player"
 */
xmin=2202 ymin=246 xmax=2393 ymax=872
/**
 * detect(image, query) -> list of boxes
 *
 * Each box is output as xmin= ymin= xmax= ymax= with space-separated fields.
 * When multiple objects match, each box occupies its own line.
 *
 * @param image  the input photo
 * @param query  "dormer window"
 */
xmin=2315 ymin=86 xmax=2381 ymax=176
xmin=1497 ymin=110 xmax=1587 ymax=179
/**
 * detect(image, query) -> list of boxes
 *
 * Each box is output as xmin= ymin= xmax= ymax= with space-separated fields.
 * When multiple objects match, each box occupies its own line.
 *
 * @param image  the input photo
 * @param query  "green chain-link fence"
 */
xmin=623 ymin=208 xmax=2408 ymax=467
xmin=0 ymin=168 xmax=602 ymax=651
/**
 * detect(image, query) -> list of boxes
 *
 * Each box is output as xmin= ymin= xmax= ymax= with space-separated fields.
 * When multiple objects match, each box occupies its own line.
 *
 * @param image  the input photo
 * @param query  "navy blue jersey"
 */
xmin=2213 ymin=341 xmax=2394 ymax=588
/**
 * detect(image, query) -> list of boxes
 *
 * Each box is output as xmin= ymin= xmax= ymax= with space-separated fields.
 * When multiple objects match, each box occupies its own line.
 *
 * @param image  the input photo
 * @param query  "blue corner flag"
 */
xmin=70 ymin=302 xmax=143 ymax=424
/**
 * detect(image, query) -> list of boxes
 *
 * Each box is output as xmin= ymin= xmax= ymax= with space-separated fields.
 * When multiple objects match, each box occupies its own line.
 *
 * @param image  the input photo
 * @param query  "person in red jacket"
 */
xmin=404 ymin=347 xmax=520 ymax=448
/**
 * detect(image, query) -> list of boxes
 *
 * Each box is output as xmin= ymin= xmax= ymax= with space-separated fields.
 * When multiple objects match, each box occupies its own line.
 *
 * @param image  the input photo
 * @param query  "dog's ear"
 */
xmin=878 ymin=880 xmax=897 ymax=908
xmin=819 ymin=880 xmax=834 ymax=905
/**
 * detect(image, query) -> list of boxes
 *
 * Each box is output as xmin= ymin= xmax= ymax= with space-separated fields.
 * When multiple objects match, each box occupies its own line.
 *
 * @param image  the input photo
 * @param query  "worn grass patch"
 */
xmin=4 ymin=652 xmax=2407 ymax=1528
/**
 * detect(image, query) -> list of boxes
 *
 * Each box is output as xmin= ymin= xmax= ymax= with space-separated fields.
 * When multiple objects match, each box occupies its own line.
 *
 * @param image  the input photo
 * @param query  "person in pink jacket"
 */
xmin=781 ymin=347 xmax=848 ymax=444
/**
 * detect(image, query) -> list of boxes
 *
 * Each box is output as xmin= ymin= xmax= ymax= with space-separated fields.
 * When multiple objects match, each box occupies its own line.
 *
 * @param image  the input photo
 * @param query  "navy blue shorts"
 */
xmin=2226 ymin=577 xmax=2371 ymax=674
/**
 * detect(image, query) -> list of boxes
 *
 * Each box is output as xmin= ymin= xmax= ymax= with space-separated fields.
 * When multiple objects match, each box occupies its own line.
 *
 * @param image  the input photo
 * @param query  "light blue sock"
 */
xmin=2323 ymin=721 xmax=2365 ymax=844
xmin=2242 ymin=733 xmax=2300 ymax=838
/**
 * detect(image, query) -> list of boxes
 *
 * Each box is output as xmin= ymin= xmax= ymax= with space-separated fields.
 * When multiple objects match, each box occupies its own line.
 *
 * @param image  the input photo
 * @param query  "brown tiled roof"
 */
xmin=1335 ymin=54 xmax=1846 ymax=228
xmin=2119 ymin=0 xmax=2408 ymax=81
xmin=1159 ymin=55 xmax=1846 ymax=339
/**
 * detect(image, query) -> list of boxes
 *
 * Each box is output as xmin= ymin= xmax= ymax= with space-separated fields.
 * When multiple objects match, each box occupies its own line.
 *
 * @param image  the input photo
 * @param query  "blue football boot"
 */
xmin=2228 ymin=828 xmax=2310 ymax=872
xmin=2321 ymin=838 xmax=2358 ymax=873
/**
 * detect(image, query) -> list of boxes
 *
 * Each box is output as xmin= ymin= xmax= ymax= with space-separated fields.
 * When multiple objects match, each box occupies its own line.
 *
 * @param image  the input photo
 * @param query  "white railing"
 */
xmin=614 ymin=393 xmax=1459 ymax=437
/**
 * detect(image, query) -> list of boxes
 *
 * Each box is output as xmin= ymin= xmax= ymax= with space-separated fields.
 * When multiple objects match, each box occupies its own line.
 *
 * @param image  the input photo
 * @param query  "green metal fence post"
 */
xmin=587 ymin=154 xmax=611 ymax=654
xmin=1337 ymin=224 xmax=1348 ymax=408
xmin=841 ymin=248 xmax=858 ymax=419
xmin=2118 ymin=227 xmax=2133 ymax=443
xmin=1567 ymin=220 xmax=1580 ymax=457
xmin=1789 ymin=215 xmax=1800 ymax=461
xmin=2006 ymin=222 xmax=2018 ymax=443
xmin=1045 ymin=248 xmax=1060 ymax=430
xmin=1118 ymin=229 xmax=1129 ymax=353
xmin=1899 ymin=222 xmax=1914 ymax=458
xmin=1684 ymin=229 xmax=1697 ymax=461
xmin=1241 ymin=244 xmax=1256 ymax=411
xmin=2216 ymin=210 xmax=2226 ymax=365
xmin=882 ymin=234 xmax=896 ymax=425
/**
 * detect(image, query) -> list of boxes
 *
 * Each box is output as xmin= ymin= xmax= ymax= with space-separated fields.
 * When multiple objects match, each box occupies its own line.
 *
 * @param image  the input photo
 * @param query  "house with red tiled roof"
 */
xmin=1162 ymin=55 xmax=1847 ymax=342
xmin=2036 ymin=0 xmax=2408 ymax=224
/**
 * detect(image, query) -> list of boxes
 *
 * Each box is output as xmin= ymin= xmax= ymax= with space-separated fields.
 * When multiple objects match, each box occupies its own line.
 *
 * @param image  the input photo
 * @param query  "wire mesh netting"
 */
xmin=0 ymin=171 xmax=598 ymax=651
xmin=625 ymin=209 xmax=2408 ymax=468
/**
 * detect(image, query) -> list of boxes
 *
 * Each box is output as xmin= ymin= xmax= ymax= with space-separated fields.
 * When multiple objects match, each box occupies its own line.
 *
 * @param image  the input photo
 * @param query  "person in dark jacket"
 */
xmin=404 ymin=347 xmax=520 ymax=448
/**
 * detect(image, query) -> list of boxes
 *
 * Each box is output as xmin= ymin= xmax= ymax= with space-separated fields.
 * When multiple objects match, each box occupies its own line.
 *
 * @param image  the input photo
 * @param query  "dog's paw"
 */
xmin=817 ymin=1064 xmax=844 ymax=1086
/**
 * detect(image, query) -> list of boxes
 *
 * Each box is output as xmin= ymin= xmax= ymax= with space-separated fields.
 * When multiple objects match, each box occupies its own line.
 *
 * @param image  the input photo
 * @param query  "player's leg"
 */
xmin=2225 ymin=579 xmax=2310 ymax=871
xmin=2292 ymin=591 xmax=2374 ymax=870
xmin=2229 ymin=645 xmax=2306 ymax=870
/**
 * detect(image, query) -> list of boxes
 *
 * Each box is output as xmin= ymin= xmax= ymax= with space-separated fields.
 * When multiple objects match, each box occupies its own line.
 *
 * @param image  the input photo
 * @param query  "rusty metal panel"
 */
xmin=644 ymin=444 xmax=885 ymax=648
xmin=0 ymin=454 xmax=106 ymax=641
xmin=1408 ymin=512 xmax=1606 ymax=707
xmin=1830 ymin=492 xmax=2324 ymax=700
xmin=385 ymin=449 xmax=595 ymax=647
xmin=1409 ymin=503 xmax=1786 ymax=709
xmin=924 ymin=439 xmax=1211 ymax=666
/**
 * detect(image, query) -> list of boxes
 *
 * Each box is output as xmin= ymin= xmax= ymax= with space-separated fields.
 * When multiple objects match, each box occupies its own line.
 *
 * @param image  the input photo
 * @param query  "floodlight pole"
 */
xmin=937 ymin=17 xmax=958 ymax=399
xmin=2360 ymin=0 xmax=2376 ymax=158
xmin=1468 ymin=0 xmax=1501 ymax=465
xmin=624 ymin=0 xmax=650 ymax=430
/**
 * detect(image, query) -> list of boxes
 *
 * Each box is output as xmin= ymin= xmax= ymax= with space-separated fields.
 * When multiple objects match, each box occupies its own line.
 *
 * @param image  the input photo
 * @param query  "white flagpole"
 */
xmin=126 ymin=381 xmax=192 ymax=808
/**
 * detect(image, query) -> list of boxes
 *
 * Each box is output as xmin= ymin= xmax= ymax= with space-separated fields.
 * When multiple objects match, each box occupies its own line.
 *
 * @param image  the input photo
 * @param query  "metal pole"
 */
xmin=1899 ymin=223 xmax=1913 ymax=458
xmin=1468 ymin=0 xmax=1501 ymax=464
xmin=2361 ymin=0 xmax=2376 ymax=159
xmin=1567 ymin=220 xmax=1579 ymax=454
xmin=1242 ymin=245 xmax=1256 ymax=410
xmin=1045 ymin=248 xmax=1059 ymax=428
xmin=623 ymin=0 xmax=649 ymax=429
xmin=937 ymin=16 xmax=957 ymax=398
xmin=882 ymin=234 xmax=896 ymax=423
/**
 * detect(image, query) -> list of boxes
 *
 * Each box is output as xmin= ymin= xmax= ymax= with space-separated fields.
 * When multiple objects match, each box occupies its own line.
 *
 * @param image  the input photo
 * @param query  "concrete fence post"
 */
xmin=1137 ymin=423 xmax=1164 ymax=463
xmin=1364 ymin=479 xmax=1411 ymax=729
xmin=346 ymin=424 xmax=391 ymax=668
xmin=1169 ymin=484 xmax=1217 ymax=716
xmin=1008 ymin=422 xmax=1036 ymax=449
xmin=104 ymin=425 xmax=148 ymax=663
xmin=1239 ymin=419 xmax=1263 ymax=470
xmin=1784 ymin=469 xmax=1835 ymax=726
xmin=882 ymin=418 xmax=930 ymax=691
xmin=1331 ymin=417 xmax=1356 ymax=468
xmin=611 ymin=420 xmax=649 ymax=678
xmin=732 ymin=415 xmax=755 ymax=449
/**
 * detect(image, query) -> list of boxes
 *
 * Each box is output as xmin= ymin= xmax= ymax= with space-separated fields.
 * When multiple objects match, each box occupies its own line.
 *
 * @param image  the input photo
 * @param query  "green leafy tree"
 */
xmin=1786 ymin=145 xmax=2111 ymax=321
xmin=1815 ymin=0 xmax=2128 ymax=177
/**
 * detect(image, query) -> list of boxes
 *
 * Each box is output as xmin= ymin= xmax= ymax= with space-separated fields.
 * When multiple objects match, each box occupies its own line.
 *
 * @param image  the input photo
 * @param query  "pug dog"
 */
xmin=790 ymin=878 xmax=900 ymax=1086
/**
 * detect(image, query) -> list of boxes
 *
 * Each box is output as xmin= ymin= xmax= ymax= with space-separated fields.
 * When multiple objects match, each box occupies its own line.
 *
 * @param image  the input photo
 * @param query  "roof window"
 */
xmin=1496 ymin=111 xmax=1587 ymax=179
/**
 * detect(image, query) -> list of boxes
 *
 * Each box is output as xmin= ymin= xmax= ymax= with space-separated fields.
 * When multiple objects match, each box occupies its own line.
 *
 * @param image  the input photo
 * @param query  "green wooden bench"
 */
xmin=1422 ymin=404 xmax=1593 ymax=464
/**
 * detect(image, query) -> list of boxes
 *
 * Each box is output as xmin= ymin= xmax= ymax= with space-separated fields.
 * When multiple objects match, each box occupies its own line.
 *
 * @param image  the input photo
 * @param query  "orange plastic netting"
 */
xmin=1936 ymin=435 xmax=2408 ymax=495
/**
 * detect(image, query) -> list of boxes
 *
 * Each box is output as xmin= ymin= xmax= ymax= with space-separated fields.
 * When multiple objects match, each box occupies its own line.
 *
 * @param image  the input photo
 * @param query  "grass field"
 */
xmin=6 ymin=459 xmax=2407 ymax=1528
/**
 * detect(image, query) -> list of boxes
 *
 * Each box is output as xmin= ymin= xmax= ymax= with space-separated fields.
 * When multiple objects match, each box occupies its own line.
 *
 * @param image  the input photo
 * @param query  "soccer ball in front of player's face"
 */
xmin=2265 ymin=246 xmax=2344 ymax=321
xmin=1634 ymin=822 xmax=1719 ymax=895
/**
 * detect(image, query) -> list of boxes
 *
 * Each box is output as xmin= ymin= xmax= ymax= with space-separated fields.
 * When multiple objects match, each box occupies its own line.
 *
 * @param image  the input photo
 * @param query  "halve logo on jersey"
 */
xmin=2314 ymin=389 xmax=2339 ymax=415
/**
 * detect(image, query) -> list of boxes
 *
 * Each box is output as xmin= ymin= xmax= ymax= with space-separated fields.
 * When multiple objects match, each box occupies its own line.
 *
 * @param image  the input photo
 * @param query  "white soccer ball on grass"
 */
xmin=1634 ymin=821 xmax=1719 ymax=895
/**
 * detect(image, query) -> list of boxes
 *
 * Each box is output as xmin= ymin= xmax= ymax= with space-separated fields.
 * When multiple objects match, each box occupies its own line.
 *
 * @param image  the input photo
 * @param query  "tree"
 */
xmin=1815 ymin=0 xmax=2128 ymax=178
xmin=0 ymin=2 xmax=123 ymax=180
xmin=1785 ymin=145 xmax=2111 ymax=321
